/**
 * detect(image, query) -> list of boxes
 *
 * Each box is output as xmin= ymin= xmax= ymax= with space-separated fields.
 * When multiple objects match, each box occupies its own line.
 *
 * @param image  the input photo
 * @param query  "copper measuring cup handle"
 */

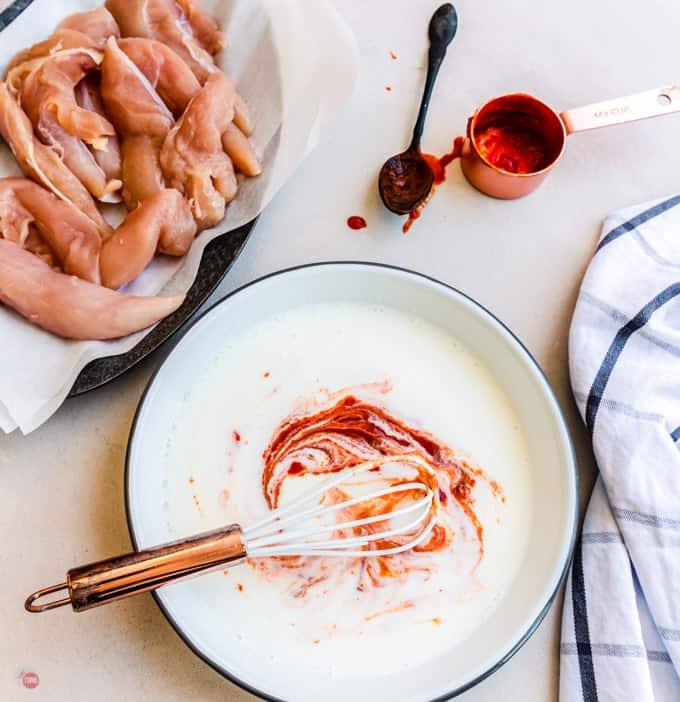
xmin=560 ymin=85 xmax=680 ymax=133
xmin=461 ymin=85 xmax=680 ymax=199
xmin=25 ymin=524 xmax=246 ymax=613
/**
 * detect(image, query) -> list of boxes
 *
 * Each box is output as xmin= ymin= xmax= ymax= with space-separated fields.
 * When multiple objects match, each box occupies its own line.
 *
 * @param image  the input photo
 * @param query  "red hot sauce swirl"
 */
xmin=258 ymin=395 xmax=503 ymax=593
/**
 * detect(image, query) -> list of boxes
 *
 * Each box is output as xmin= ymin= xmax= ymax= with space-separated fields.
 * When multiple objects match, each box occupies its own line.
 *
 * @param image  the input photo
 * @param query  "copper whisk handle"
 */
xmin=25 ymin=524 xmax=246 ymax=613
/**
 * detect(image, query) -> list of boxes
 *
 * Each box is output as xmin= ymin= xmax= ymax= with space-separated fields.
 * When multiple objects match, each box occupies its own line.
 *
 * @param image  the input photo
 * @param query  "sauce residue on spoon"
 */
xmin=403 ymin=136 xmax=464 ymax=234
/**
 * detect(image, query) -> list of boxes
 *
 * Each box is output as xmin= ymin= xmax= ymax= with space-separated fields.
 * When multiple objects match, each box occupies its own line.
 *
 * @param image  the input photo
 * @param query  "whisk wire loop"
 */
xmin=245 ymin=489 xmax=432 ymax=550
xmin=249 ymin=515 xmax=438 ymax=559
xmin=244 ymin=459 xmax=437 ymax=559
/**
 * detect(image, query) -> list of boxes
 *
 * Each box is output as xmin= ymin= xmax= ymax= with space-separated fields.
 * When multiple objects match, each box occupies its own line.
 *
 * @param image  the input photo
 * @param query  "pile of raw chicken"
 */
xmin=0 ymin=0 xmax=260 ymax=340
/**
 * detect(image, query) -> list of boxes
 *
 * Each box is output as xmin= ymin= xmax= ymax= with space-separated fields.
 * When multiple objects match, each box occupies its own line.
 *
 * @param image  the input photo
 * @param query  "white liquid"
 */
xmin=161 ymin=302 xmax=533 ymax=682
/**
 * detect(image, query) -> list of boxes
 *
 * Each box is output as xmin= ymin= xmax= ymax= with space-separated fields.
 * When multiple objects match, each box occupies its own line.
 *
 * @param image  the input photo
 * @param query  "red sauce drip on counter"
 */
xmin=389 ymin=51 xmax=397 ymax=60
xmin=347 ymin=215 xmax=367 ymax=230
xmin=425 ymin=136 xmax=465 ymax=184
xmin=233 ymin=430 xmax=241 ymax=443
xmin=402 ymin=136 xmax=465 ymax=234
xmin=258 ymin=394 xmax=504 ymax=593
xmin=402 ymin=207 xmax=422 ymax=234
xmin=385 ymin=85 xmax=392 ymax=92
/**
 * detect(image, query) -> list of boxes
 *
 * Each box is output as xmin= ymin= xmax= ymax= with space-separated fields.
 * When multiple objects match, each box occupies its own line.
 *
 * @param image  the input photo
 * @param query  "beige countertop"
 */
xmin=2 ymin=0 xmax=680 ymax=699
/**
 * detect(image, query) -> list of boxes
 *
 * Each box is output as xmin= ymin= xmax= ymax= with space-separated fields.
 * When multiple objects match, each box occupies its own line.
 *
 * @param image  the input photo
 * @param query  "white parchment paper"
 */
xmin=0 ymin=0 xmax=358 ymax=434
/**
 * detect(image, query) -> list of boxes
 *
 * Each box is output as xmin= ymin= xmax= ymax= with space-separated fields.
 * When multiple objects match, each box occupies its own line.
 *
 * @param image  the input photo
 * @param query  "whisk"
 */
xmin=25 ymin=460 xmax=436 ymax=613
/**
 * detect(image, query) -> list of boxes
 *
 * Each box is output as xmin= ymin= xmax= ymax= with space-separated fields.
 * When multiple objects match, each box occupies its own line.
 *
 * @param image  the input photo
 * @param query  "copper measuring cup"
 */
xmin=460 ymin=85 xmax=680 ymax=199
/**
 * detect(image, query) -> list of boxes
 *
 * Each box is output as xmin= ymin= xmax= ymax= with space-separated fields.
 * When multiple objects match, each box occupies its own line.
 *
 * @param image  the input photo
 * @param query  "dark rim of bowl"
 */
xmin=124 ymin=261 xmax=579 ymax=702
xmin=0 ymin=0 xmax=34 ymax=31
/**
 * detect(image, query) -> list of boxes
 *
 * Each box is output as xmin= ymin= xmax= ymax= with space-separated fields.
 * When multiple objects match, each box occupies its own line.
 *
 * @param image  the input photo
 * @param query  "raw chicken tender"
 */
xmin=106 ymin=0 xmax=221 ymax=83
xmin=6 ymin=8 xmax=118 ymax=76
xmin=20 ymin=49 xmax=122 ymax=201
xmin=117 ymin=37 xmax=200 ymax=116
xmin=100 ymin=188 xmax=196 ymax=289
xmin=74 ymin=74 xmax=122 ymax=189
xmin=6 ymin=35 xmax=101 ymax=95
xmin=0 ymin=239 xmax=183 ymax=340
xmin=56 ymin=7 xmax=120 ymax=43
xmin=176 ymin=0 xmax=225 ymax=54
xmin=0 ymin=81 xmax=111 ymax=235
xmin=118 ymin=37 xmax=258 ymax=176
xmin=221 ymin=122 xmax=261 ymax=176
xmin=0 ymin=178 xmax=101 ymax=283
xmin=100 ymin=37 xmax=174 ymax=209
xmin=160 ymin=72 xmax=238 ymax=229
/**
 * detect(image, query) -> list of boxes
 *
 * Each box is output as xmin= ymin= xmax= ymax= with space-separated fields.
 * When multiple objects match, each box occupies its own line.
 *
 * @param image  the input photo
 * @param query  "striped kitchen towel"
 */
xmin=560 ymin=194 xmax=680 ymax=702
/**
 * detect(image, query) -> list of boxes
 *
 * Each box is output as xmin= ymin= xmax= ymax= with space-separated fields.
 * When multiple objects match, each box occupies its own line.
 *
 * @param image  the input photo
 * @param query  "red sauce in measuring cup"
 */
xmin=474 ymin=125 xmax=550 ymax=174
xmin=471 ymin=94 xmax=565 ymax=175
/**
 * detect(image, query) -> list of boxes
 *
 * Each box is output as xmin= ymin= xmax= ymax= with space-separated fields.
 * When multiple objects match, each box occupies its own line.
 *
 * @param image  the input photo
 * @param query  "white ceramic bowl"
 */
xmin=126 ymin=262 xmax=577 ymax=701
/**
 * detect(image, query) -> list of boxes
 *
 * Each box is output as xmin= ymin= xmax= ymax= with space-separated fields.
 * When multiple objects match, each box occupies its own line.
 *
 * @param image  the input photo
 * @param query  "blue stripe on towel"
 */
xmin=659 ymin=628 xmax=680 ymax=641
xmin=586 ymin=284 xmax=680 ymax=434
xmin=572 ymin=539 xmax=599 ymax=702
xmin=560 ymin=642 xmax=672 ymax=663
xmin=581 ymin=532 xmax=623 ymax=544
xmin=613 ymin=508 xmax=680 ymax=531
xmin=597 ymin=195 xmax=680 ymax=251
